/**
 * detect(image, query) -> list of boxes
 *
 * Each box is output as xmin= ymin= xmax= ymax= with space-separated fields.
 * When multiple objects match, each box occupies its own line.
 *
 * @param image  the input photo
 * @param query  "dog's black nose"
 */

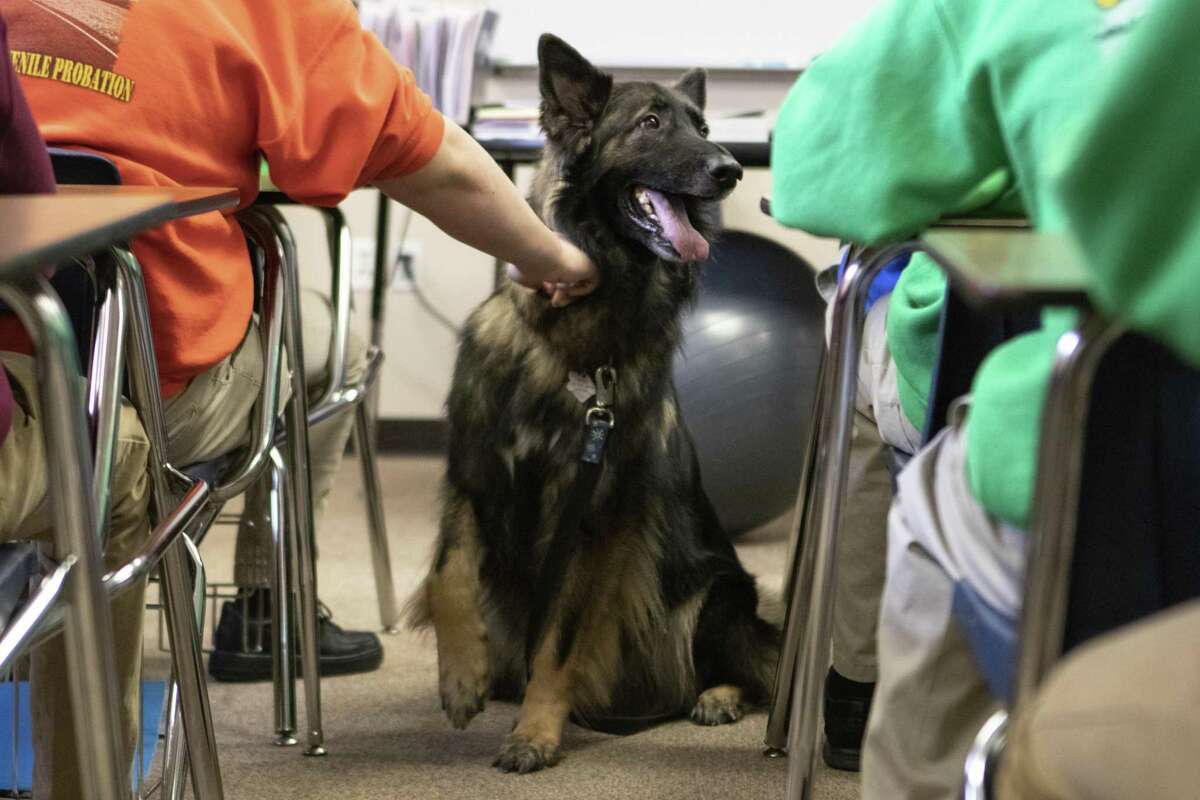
xmin=707 ymin=154 xmax=743 ymax=185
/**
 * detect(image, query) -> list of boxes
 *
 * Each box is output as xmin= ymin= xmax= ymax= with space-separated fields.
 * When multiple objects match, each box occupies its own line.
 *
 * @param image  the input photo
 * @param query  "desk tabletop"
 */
xmin=56 ymin=184 xmax=241 ymax=220
xmin=921 ymin=228 xmax=1091 ymax=310
xmin=0 ymin=193 xmax=170 ymax=279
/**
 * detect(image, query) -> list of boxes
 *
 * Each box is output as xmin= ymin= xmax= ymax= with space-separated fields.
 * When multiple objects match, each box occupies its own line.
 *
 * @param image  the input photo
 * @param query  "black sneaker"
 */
xmin=208 ymin=590 xmax=384 ymax=682
xmin=822 ymin=667 xmax=875 ymax=772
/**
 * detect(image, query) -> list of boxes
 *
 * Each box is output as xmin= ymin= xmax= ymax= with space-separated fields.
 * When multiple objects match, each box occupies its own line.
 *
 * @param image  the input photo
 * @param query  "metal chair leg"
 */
xmin=368 ymin=194 xmax=391 ymax=429
xmin=245 ymin=200 xmax=398 ymax=751
xmin=784 ymin=245 xmax=912 ymax=800
xmin=160 ymin=532 xmax=208 ymax=800
xmin=87 ymin=264 xmax=128 ymax=540
xmin=268 ymin=449 xmax=299 ymax=746
xmin=764 ymin=352 xmax=829 ymax=757
xmin=353 ymin=403 xmax=401 ymax=633
xmin=284 ymin=431 xmax=325 ymax=756
xmin=278 ymin=217 xmax=326 ymax=758
xmin=962 ymin=710 xmax=1008 ymax=800
xmin=157 ymin=544 xmax=216 ymax=800
xmin=314 ymin=207 xmax=352 ymax=411
xmin=114 ymin=246 xmax=225 ymax=799
xmin=1015 ymin=315 xmax=1122 ymax=703
xmin=318 ymin=206 xmax=398 ymax=633
xmin=159 ymin=679 xmax=187 ymax=800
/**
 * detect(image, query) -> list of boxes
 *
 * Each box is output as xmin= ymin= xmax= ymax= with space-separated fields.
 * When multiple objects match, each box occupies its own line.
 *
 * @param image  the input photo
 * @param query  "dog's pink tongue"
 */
xmin=645 ymin=189 xmax=709 ymax=262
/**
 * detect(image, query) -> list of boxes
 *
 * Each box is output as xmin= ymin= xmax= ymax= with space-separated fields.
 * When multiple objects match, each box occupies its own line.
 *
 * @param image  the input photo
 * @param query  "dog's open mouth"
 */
xmin=627 ymin=185 xmax=711 ymax=263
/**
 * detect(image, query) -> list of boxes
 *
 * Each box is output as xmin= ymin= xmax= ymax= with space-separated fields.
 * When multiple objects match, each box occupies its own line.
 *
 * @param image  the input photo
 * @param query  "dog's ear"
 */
xmin=674 ymin=68 xmax=707 ymax=111
xmin=538 ymin=34 xmax=613 ymax=153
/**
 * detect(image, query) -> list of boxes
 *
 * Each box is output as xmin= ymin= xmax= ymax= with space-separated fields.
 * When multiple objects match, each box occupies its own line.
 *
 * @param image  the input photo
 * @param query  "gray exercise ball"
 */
xmin=673 ymin=230 xmax=826 ymax=536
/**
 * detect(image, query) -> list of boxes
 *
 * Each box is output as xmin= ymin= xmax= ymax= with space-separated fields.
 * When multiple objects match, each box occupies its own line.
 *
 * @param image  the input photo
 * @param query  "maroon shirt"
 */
xmin=0 ymin=13 xmax=56 ymax=445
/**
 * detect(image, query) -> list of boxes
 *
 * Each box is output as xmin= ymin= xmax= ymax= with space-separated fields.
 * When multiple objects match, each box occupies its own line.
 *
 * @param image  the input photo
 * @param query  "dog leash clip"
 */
xmin=594 ymin=366 xmax=616 ymax=408
xmin=580 ymin=366 xmax=617 ymax=464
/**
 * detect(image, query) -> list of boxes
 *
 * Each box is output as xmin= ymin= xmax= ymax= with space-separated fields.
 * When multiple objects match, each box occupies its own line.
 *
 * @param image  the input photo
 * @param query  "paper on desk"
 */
xmin=706 ymin=115 xmax=773 ymax=144
xmin=470 ymin=110 xmax=772 ymax=148
xmin=359 ymin=2 xmax=497 ymax=125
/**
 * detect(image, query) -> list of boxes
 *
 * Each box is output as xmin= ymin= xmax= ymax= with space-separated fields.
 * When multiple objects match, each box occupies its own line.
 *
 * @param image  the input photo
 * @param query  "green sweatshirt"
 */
xmin=771 ymin=0 xmax=1148 ymax=527
xmin=1055 ymin=0 xmax=1200 ymax=370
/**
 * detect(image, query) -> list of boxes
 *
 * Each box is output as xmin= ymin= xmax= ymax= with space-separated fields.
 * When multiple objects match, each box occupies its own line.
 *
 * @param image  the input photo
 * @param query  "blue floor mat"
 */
xmin=0 ymin=680 xmax=166 ymax=792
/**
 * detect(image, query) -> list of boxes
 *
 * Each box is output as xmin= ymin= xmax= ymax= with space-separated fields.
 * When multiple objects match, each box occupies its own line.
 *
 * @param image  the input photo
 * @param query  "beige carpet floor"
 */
xmin=155 ymin=455 xmax=860 ymax=800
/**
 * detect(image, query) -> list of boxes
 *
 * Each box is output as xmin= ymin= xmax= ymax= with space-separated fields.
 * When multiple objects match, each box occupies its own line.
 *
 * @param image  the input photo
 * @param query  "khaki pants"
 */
xmin=832 ymin=293 xmax=922 ymax=682
xmin=0 ymin=353 xmax=152 ymax=799
xmin=163 ymin=290 xmax=367 ymax=586
xmin=862 ymin=414 xmax=1025 ymax=800
xmin=998 ymin=599 xmax=1200 ymax=800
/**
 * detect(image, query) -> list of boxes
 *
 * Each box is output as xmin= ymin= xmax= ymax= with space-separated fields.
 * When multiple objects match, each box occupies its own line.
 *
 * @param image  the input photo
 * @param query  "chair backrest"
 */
xmin=922 ymin=286 xmax=1039 ymax=444
xmin=954 ymin=331 xmax=1200 ymax=710
xmin=0 ymin=543 xmax=42 ymax=631
xmin=1063 ymin=332 xmax=1200 ymax=651
xmin=930 ymin=282 xmax=1038 ymax=702
xmin=0 ymin=143 xmax=106 ymax=369
xmin=0 ymin=270 xmax=95 ymax=374
xmin=41 ymin=149 xmax=124 ymax=368
xmin=47 ymin=148 xmax=122 ymax=186
xmin=49 ymin=268 xmax=97 ymax=373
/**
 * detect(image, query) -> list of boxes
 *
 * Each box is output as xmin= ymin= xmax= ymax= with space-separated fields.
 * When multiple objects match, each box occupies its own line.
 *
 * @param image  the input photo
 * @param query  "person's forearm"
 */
xmin=375 ymin=120 xmax=564 ymax=281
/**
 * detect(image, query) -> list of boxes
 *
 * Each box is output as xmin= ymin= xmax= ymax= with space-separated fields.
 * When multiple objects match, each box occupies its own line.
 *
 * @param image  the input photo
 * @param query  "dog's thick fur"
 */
xmin=408 ymin=35 xmax=780 ymax=773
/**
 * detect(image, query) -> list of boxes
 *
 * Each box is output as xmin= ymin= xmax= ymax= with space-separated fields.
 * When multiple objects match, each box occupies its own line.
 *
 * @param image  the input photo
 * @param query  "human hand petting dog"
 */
xmin=375 ymin=120 xmax=599 ymax=308
xmin=506 ymin=236 xmax=599 ymax=307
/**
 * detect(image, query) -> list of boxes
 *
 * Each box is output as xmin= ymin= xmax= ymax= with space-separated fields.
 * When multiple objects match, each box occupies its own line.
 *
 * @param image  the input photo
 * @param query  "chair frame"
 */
xmin=229 ymin=198 xmax=399 ymax=756
xmin=0 ymin=274 xmax=129 ymax=800
xmin=177 ymin=197 xmax=398 ymax=757
xmin=761 ymin=218 xmax=1032 ymax=800
xmin=252 ymin=196 xmax=397 ymax=636
xmin=100 ymin=246 xmax=225 ymax=799
xmin=959 ymin=312 xmax=1123 ymax=799
xmin=0 ymin=260 xmax=221 ymax=800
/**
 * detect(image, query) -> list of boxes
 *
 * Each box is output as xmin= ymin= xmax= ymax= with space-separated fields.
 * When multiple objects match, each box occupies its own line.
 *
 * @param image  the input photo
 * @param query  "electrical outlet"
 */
xmin=391 ymin=241 xmax=422 ymax=293
xmin=350 ymin=238 xmax=379 ymax=292
xmin=351 ymin=238 xmax=417 ymax=293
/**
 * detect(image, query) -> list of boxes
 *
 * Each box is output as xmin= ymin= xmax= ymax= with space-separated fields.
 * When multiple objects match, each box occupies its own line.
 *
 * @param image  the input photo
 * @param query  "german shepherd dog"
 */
xmin=408 ymin=34 xmax=780 ymax=773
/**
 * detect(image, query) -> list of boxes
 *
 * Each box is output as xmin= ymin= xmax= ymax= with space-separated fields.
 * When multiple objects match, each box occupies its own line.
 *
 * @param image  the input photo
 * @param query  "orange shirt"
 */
xmin=1 ymin=0 xmax=444 ymax=396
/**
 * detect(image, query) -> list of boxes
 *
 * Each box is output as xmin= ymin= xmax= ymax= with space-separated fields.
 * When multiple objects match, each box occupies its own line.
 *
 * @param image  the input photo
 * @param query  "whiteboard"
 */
xmin=486 ymin=1 xmax=879 ymax=69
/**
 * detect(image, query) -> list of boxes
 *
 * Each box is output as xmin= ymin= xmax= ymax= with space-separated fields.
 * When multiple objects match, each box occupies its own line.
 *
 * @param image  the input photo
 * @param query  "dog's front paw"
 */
xmin=690 ymin=685 xmax=744 ymax=726
xmin=438 ymin=649 xmax=489 ymax=729
xmin=493 ymin=733 xmax=561 ymax=774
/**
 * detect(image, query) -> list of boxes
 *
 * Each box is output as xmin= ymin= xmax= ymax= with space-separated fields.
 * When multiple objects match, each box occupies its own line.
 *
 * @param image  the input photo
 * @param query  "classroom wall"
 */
xmin=287 ymin=69 xmax=838 ymax=420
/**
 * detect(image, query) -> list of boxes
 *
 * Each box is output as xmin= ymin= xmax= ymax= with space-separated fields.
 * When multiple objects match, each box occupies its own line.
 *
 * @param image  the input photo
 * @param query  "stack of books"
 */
xmin=470 ymin=104 xmax=543 ymax=146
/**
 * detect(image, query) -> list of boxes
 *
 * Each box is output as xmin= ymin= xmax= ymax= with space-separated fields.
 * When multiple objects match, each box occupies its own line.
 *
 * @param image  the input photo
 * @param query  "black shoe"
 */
xmin=822 ymin=667 xmax=875 ymax=772
xmin=208 ymin=590 xmax=384 ymax=682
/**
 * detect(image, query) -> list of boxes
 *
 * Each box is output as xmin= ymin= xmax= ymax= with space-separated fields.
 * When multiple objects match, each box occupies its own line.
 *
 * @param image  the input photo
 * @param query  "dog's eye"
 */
xmin=639 ymin=114 xmax=661 ymax=130
xmin=699 ymin=123 xmax=710 ymax=137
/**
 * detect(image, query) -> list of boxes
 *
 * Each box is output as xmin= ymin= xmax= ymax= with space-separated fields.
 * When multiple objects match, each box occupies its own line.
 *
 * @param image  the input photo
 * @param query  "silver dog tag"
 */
xmin=566 ymin=371 xmax=596 ymax=403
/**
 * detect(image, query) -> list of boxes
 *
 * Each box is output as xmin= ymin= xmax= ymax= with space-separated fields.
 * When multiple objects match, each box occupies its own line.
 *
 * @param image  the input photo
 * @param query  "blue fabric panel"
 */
xmin=835 ymin=248 xmax=910 ymax=312
xmin=952 ymin=581 xmax=1018 ymax=704
xmin=0 ymin=680 xmax=166 ymax=791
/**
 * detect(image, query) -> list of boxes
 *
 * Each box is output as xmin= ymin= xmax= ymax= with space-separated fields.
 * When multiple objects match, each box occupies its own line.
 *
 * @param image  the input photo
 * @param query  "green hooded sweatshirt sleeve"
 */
xmin=885 ymin=254 xmax=945 ymax=431
xmin=770 ymin=0 xmax=1018 ymax=433
xmin=1055 ymin=0 xmax=1200 ymax=368
xmin=770 ymin=0 xmax=1012 ymax=245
